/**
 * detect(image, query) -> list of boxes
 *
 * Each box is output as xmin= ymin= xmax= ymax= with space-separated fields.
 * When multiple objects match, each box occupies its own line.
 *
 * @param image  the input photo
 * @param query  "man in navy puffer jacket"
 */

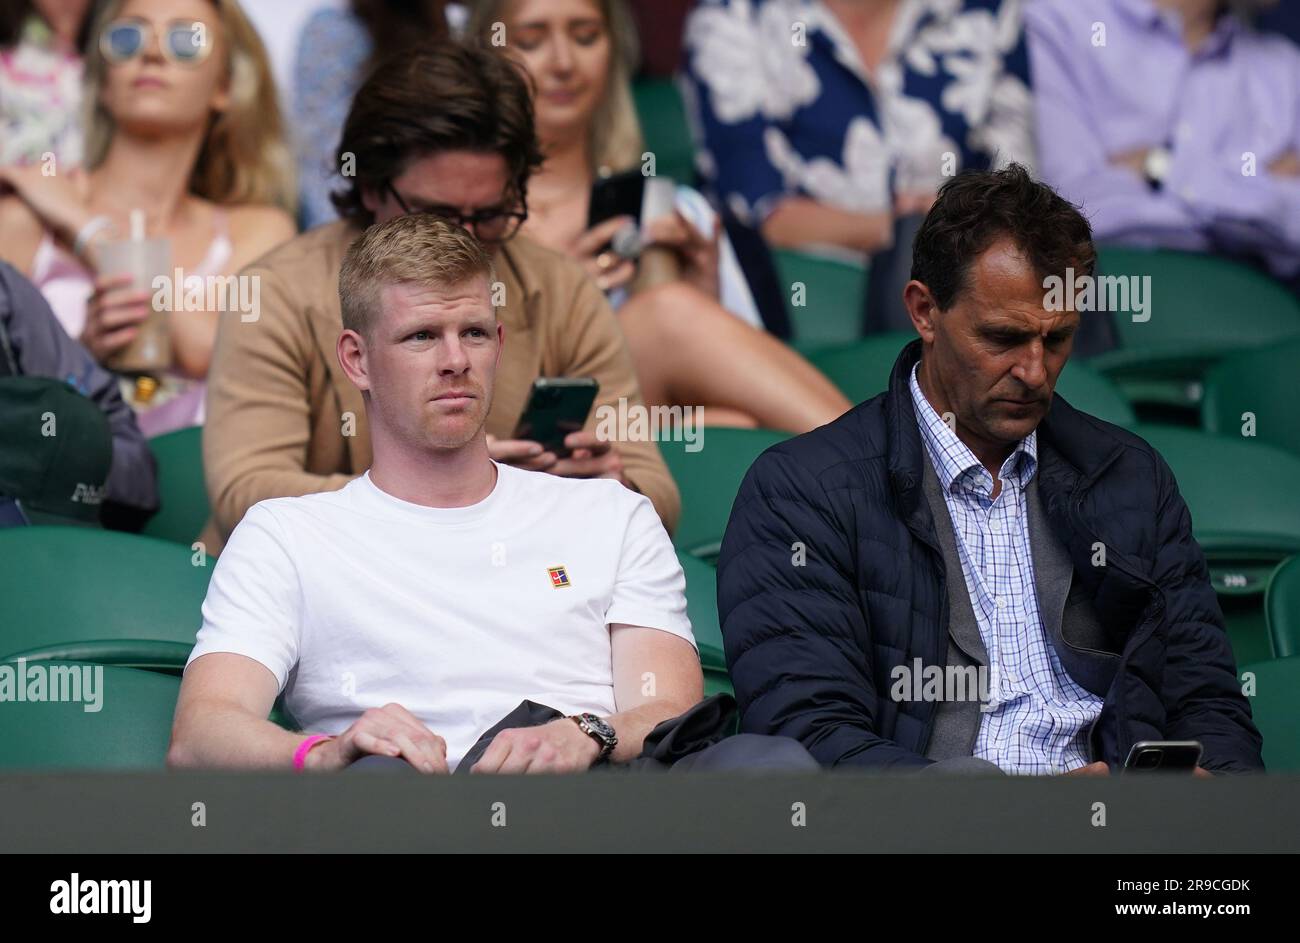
xmin=717 ymin=165 xmax=1263 ymax=775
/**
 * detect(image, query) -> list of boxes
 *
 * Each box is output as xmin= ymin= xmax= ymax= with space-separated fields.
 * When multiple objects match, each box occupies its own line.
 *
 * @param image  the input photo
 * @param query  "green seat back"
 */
xmin=0 ymin=661 xmax=179 ymax=769
xmin=679 ymin=550 xmax=724 ymax=671
xmin=139 ymin=425 xmax=210 ymax=546
xmin=1238 ymin=655 xmax=1300 ymax=772
xmin=660 ymin=428 xmax=791 ymax=561
xmin=773 ymin=249 xmax=869 ymax=352
xmin=1134 ymin=426 xmax=1300 ymax=665
xmin=806 ymin=333 xmax=915 ymax=404
xmin=6 ymin=640 xmax=195 ymax=673
xmin=1265 ymin=555 xmax=1300 ymax=659
xmin=1055 ymin=360 xmax=1138 ymax=427
xmin=631 ymin=78 xmax=695 ymax=184
xmin=702 ymin=668 xmax=735 ymax=700
xmin=1134 ymin=427 xmax=1300 ymax=560
xmin=1086 ymin=248 xmax=1300 ymax=411
xmin=0 ymin=527 xmax=209 ymax=666
xmin=1202 ymin=339 xmax=1300 ymax=458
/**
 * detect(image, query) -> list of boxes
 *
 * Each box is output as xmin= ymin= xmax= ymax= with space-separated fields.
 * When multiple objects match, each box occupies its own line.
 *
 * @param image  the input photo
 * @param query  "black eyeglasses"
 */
xmin=386 ymin=182 xmax=528 ymax=245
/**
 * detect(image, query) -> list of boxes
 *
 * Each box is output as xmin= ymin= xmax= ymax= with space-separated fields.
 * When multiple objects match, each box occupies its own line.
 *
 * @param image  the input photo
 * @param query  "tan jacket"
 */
xmin=200 ymin=220 xmax=678 ymax=553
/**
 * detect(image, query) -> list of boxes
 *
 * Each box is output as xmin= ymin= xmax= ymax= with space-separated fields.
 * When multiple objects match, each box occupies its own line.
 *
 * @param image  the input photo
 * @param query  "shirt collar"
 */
xmin=1199 ymin=9 xmax=1242 ymax=58
xmin=811 ymin=0 xmax=930 ymax=85
xmin=909 ymin=362 xmax=1037 ymax=497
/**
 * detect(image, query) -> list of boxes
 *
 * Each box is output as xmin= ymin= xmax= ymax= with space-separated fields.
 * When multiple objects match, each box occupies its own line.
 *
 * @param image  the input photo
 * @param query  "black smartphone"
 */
xmin=587 ymin=169 xmax=645 ymax=230
xmin=1123 ymin=740 xmax=1204 ymax=772
xmin=512 ymin=377 xmax=600 ymax=458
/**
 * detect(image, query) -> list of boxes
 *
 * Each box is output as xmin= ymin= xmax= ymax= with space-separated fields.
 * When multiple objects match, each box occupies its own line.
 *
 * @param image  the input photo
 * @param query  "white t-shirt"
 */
xmin=187 ymin=463 xmax=695 ymax=769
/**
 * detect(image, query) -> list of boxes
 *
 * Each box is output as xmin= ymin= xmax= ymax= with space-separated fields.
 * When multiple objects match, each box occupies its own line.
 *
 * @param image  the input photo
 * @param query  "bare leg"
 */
xmin=697 ymin=407 xmax=759 ymax=428
xmin=617 ymin=282 xmax=851 ymax=433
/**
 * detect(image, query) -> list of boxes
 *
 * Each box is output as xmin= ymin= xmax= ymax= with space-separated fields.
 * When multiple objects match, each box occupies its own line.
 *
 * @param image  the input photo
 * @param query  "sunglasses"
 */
xmin=100 ymin=17 xmax=214 ymax=66
xmin=386 ymin=181 xmax=529 ymax=245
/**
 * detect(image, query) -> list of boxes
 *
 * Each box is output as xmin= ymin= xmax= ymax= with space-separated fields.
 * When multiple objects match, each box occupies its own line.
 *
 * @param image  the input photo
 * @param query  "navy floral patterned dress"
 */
xmin=681 ymin=0 xmax=1035 ymax=225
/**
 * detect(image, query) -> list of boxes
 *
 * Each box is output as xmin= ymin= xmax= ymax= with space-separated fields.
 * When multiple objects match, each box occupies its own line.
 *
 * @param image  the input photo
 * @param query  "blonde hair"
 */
xmin=465 ymin=0 xmax=644 ymax=175
xmin=81 ymin=0 xmax=296 ymax=212
xmin=339 ymin=214 xmax=496 ymax=338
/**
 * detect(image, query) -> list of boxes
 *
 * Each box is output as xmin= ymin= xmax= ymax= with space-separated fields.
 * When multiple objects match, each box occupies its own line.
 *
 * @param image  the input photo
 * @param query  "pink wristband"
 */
xmin=293 ymin=734 xmax=332 ymax=772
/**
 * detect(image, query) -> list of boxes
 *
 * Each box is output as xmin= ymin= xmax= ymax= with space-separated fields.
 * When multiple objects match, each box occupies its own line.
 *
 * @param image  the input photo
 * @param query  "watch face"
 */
xmin=1145 ymin=147 xmax=1172 ymax=183
xmin=584 ymin=714 xmax=616 ymax=741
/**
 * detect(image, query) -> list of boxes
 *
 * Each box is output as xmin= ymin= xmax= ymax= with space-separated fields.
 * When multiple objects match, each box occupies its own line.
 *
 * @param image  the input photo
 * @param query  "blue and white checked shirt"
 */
xmin=909 ymin=364 xmax=1103 ymax=774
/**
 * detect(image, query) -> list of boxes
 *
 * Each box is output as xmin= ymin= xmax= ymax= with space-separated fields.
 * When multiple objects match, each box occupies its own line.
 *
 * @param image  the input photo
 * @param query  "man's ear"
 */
xmin=337 ymin=328 xmax=370 ymax=392
xmin=903 ymin=280 xmax=940 ymax=345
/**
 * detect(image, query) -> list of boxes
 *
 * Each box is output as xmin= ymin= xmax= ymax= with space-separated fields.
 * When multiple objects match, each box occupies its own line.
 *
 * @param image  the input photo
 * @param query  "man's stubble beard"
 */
xmin=419 ymin=382 xmax=496 ymax=452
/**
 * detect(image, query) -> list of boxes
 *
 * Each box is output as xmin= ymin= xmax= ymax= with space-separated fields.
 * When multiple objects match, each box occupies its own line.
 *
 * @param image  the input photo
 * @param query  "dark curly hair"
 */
xmin=350 ymin=0 xmax=449 ymax=72
xmin=331 ymin=40 xmax=545 ymax=224
xmin=910 ymin=164 xmax=1096 ymax=310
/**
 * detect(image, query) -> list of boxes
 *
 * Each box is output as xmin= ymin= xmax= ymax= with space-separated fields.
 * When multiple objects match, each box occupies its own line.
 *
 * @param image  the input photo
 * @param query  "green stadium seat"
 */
xmin=660 ymin=427 xmax=791 ymax=562
xmin=1238 ymin=655 xmax=1300 ymax=772
xmin=679 ymin=550 xmax=724 ymax=671
xmin=702 ymin=668 xmax=734 ymax=700
xmin=702 ymin=669 xmax=739 ymax=737
xmin=630 ymin=78 xmax=696 ymax=184
xmin=5 ymin=639 xmax=195 ymax=672
xmin=1054 ymin=360 xmax=1139 ymax=427
xmin=0 ymin=527 xmax=210 ymax=670
xmin=139 ymin=425 xmax=210 ymax=547
xmin=1135 ymin=426 xmax=1300 ymax=666
xmin=0 ymin=661 xmax=179 ymax=770
xmin=773 ymin=249 xmax=869 ymax=352
xmin=1085 ymin=248 xmax=1300 ymax=416
xmin=1201 ymin=339 xmax=1300 ymax=458
xmin=1135 ymin=427 xmax=1300 ymax=559
xmin=806 ymin=332 xmax=915 ymax=404
xmin=1265 ymin=555 xmax=1300 ymax=659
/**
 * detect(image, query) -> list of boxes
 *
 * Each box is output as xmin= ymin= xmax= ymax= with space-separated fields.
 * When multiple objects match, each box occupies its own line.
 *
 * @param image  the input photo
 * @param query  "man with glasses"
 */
xmin=200 ymin=40 xmax=679 ymax=551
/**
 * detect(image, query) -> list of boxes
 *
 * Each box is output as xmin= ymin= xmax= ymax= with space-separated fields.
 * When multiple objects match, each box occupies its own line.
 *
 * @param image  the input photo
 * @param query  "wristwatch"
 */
xmin=569 ymin=713 xmax=618 ymax=764
xmin=1143 ymin=145 xmax=1172 ymax=191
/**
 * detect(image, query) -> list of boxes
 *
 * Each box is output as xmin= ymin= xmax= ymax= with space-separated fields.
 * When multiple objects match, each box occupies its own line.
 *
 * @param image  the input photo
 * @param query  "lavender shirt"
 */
xmin=1026 ymin=0 xmax=1300 ymax=278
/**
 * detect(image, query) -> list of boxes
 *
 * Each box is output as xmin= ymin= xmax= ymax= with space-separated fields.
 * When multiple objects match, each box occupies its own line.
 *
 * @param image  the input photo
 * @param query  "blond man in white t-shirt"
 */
xmin=168 ymin=213 xmax=812 ymax=774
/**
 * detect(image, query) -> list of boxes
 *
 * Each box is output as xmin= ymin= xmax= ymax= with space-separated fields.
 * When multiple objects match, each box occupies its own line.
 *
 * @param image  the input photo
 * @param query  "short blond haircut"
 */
xmin=339 ymin=214 xmax=496 ymax=338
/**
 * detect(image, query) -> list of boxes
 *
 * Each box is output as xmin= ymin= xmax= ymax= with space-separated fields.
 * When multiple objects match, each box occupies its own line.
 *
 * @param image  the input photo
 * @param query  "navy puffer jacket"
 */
xmin=717 ymin=340 xmax=1263 ymax=772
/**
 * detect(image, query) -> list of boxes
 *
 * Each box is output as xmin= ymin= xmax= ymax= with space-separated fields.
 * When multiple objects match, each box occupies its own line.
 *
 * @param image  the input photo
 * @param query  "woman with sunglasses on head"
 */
xmin=0 ymin=0 xmax=295 ymax=437
xmin=467 ymin=0 xmax=850 ymax=432
xmin=0 ymin=0 xmax=94 ymax=167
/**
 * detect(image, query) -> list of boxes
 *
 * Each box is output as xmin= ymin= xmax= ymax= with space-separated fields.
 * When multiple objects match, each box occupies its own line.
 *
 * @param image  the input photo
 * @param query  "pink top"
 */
xmin=29 ymin=210 xmax=233 ymax=438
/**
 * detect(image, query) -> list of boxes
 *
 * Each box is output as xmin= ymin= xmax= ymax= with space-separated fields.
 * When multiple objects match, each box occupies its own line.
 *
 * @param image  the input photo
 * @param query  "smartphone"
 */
xmin=587 ymin=169 xmax=645 ymax=230
xmin=1123 ymin=740 xmax=1203 ymax=772
xmin=512 ymin=377 xmax=599 ymax=458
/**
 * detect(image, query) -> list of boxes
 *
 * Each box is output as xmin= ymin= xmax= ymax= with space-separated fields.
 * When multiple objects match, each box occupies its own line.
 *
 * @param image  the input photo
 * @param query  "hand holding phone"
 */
xmin=512 ymin=377 xmax=599 ymax=459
